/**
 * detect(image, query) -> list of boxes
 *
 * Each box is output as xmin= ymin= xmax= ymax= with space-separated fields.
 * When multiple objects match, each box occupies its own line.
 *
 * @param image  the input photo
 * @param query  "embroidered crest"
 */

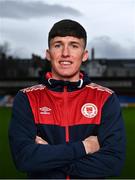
xmin=81 ymin=103 xmax=98 ymax=118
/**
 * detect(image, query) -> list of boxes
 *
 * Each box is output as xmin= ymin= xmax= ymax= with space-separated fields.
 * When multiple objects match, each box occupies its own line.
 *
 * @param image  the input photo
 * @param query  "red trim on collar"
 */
xmin=45 ymin=72 xmax=52 ymax=79
xmin=45 ymin=72 xmax=83 ymax=80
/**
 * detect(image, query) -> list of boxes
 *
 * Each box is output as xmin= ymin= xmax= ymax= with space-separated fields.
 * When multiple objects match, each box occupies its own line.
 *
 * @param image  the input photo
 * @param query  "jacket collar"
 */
xmin=41 ymin=72 xmax=91 ymax=92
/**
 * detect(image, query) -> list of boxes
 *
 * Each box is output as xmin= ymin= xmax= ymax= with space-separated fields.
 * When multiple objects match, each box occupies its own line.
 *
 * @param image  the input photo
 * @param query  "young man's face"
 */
xmin=46 ymin=36 xmax=88 ymax=81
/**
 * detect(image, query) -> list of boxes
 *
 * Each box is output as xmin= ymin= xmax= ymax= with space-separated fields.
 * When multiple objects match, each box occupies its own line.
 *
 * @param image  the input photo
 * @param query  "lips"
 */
xmin=59 ymin=61 xmax=72 ymax=65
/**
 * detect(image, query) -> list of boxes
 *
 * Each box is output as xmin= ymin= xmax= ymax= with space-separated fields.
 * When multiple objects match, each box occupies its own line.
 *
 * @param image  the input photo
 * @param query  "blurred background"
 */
xmin=0 ymin=0 xmax=135 ymax=178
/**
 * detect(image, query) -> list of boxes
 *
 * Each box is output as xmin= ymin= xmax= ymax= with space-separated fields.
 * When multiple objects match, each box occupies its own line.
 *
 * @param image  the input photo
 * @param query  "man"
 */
xmin=9 ymin=19 xmax=126 ymax=179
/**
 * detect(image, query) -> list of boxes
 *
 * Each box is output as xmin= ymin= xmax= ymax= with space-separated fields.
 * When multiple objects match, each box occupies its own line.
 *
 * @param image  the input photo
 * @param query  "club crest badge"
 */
xmin=81 ymin=103 xmax=98 ymax=118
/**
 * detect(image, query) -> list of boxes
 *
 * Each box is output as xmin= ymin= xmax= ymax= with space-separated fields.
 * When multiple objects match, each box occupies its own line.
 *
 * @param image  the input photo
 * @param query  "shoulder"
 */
xmin=20 ymin=84 xmax=46 ymax=93
xmin=86 ymin=82 xmax=114 ymax=95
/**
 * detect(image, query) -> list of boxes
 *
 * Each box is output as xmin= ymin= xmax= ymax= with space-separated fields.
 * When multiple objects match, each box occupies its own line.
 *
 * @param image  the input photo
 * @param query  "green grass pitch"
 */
xmin=0 ymin=106 xmax=135 ymax=178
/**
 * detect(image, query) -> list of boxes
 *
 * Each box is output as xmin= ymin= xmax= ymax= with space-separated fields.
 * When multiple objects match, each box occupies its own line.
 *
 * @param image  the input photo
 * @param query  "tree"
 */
xmin=0 ymin=42 xmax=10 ymax=59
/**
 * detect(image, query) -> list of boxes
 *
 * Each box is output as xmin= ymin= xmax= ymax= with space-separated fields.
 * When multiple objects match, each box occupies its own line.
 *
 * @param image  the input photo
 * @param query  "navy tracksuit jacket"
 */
xmin=8 ymin=72 xmax=126 ymax=179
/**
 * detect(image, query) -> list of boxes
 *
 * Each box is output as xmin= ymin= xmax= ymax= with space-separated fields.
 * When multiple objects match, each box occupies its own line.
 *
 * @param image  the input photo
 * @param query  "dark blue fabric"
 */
xmin=8 ymin=73 xmax=126 ymax=179
xmin=62 ymin=94 xmax=126 ymax=178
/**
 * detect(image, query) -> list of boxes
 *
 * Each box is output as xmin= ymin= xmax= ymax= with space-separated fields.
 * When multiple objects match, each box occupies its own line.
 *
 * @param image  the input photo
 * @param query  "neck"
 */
xmin=51 ymin=73 xmax=80 ymax=82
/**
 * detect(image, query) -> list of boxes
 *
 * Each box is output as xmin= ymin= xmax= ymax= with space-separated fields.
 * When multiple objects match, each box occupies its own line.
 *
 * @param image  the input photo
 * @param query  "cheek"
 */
xmin=72 ymin=54 xmax=83 ymax=64
xmin=51 ymin=52 xmax=61 ymax=61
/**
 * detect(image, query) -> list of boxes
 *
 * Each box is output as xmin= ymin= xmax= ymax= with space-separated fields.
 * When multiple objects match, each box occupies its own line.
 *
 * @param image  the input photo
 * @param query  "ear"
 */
xmin=46 ymin=49 xmax=51 ymax=61
xmin=82 ymin=50 xmax=89 ymax=62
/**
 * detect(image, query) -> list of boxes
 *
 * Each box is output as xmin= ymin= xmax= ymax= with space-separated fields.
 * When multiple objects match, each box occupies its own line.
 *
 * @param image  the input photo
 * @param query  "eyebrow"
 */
xmin=52 ymin=41 xmax=62 ymax=44
xmin=52 ymin=40 xmax=81 ymax=45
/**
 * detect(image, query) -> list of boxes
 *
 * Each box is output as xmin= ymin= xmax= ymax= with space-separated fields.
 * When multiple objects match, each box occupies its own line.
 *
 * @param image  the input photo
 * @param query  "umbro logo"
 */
xmin=39 ymin=106 xmax=51 ymax=115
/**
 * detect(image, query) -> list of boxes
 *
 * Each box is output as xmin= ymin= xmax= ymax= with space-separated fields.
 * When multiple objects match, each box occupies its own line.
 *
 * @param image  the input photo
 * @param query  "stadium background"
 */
xmin=0 ymin=52 xmax=135 ymax=178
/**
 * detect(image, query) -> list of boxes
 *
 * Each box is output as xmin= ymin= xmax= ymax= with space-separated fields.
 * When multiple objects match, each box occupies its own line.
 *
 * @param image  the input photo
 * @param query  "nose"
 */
xmin=62 ymin=46 xmax=70 ymax=57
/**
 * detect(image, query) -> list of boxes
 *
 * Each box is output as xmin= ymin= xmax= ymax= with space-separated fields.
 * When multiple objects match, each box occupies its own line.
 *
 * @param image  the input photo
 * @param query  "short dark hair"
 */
xmin=48 ymin=19 xmax=87 ymax=48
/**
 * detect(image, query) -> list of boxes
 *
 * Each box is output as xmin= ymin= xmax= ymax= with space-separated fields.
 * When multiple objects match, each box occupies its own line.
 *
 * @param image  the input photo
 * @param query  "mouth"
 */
xmin=59 ymin=61 xmax=72 ymax=66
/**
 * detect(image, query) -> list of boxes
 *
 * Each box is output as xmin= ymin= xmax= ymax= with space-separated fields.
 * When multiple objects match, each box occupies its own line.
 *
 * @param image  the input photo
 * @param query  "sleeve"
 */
xmin=8 ymin=91 xmax=86 ymax=173
xmin=62 ymin=93 xmax=126 ymax=178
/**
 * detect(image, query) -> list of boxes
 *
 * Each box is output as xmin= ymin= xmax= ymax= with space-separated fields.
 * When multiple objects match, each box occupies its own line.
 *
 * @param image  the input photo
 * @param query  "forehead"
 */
xmin=50 ymin=36 xmax=85 ymax=45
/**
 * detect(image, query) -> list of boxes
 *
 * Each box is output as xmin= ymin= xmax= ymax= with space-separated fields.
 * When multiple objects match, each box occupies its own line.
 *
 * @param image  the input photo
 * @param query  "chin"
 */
xmin=61 ymin=72 xmax=75 ymax=77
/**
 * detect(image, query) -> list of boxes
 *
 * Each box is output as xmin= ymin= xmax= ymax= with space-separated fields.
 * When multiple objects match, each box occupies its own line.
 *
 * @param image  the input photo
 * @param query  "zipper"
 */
xmin=63 ymin=86 xmax=69 ymax=142
xmin=65 ymin=125 xmax=69 ymax=142
xmin=64 ymin=86 xmax=70 ymax=179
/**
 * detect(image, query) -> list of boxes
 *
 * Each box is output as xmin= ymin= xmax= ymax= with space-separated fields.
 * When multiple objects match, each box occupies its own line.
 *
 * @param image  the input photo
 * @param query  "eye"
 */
xmin=54 ymin=44 xmax=61 ymax=48
xmin=72 ymin=44 xmax=79 ymax=48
